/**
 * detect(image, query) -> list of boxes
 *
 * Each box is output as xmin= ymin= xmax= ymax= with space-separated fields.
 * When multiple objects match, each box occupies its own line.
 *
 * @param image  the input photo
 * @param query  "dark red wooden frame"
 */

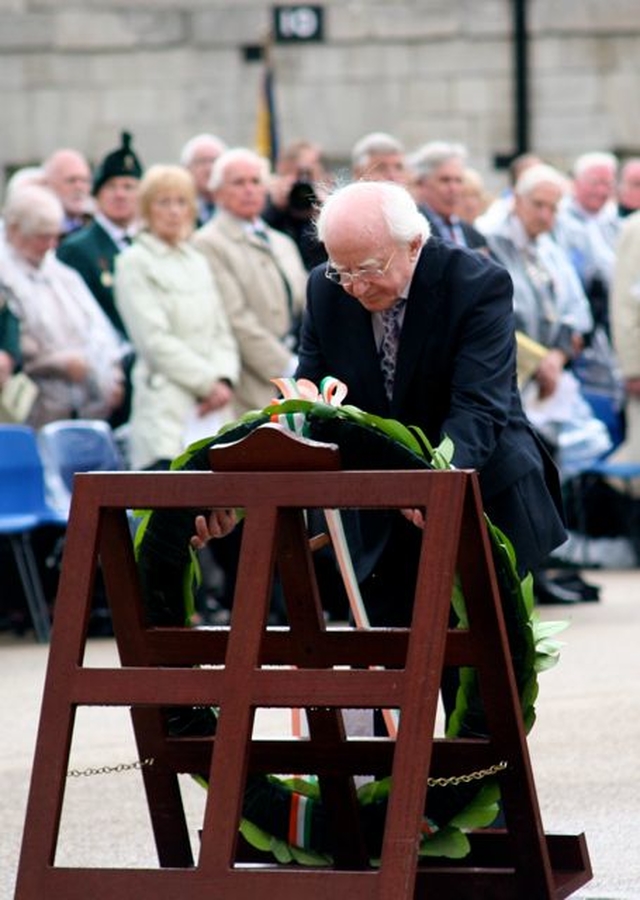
xmin=15 ymin=427 xmax=591 ymax=899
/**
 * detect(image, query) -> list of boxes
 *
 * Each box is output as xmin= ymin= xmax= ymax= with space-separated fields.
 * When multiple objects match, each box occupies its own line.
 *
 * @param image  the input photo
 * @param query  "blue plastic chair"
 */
xmin=0 ymin=425 xmax=67 ymax=642
xmin=37 ymin=419 xmax=124 ymax=517
xmin=581 ymin=389 xmax=625 ymax=454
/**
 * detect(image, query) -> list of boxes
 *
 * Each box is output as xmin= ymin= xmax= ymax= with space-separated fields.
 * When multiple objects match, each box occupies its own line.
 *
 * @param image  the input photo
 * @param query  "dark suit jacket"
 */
xmin=420 ymin=204 xmax=490 ymax=253
xmin=296 ymin=236 xmax=566 ymax=579
xmin=57 ymin=221 xmax=128 ymax=339
xmin=57 ymin=221 xmax=134 ymax=427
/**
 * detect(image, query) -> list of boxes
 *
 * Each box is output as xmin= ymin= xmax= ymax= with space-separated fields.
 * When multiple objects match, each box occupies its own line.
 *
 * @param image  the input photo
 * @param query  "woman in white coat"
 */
xmin=114 ymin=164 xmax=239 ymax=470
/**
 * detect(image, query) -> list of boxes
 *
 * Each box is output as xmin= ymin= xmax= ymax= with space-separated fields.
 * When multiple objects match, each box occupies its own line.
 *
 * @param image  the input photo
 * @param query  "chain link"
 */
xmin=67 ymin=756 xmax=506 ymax=787
xmin=427 ymin=760 xmax=508 ymax=788
xmin=67 ymin=757 xmax=155 ymax=778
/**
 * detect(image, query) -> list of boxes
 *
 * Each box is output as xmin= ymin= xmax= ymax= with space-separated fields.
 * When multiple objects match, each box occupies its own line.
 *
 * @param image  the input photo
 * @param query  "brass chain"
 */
xmin=427 ymin=760 xmax=508 ymax=788
xmin=67 ymin=756 xmax=507 ymax=786
xmin=67 ymin=757 xmax=155 ymax=778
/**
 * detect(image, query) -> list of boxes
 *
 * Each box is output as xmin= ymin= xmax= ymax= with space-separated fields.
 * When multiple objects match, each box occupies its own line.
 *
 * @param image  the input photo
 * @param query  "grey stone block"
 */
xmin=0 ymin=13 xmax=52 ymax=50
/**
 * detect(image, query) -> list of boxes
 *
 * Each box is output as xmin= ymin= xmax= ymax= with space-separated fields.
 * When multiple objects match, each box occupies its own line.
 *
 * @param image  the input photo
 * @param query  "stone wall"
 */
xmin=1 ymin=0 xmax=639 ymax=191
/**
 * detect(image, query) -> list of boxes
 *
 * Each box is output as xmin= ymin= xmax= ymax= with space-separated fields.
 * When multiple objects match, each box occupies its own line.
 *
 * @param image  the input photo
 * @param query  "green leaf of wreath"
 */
xmin=417 ymin=826 xmax=470 ymax=859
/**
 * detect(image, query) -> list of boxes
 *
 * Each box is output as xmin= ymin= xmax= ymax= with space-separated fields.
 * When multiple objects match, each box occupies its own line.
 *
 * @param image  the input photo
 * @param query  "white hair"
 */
xmin=208 ymin=147 xmax=271 ymax=192
xmin=407 ymin=141 xmax=468 ymax=181
xmin=514 ymin=163 xmax=569 ymax=197
xmin=4 ymin=165 xmax=46 ymax=202
xmin=351 ymin=131 xmax=405 ymax=170
xmin=2 ymin=184 xmax=64 ymax=234
xmin=572 ymin=151 xmax=618 ymax=179
xmin=316 ymin=180 xmax=430 ymax=246
xmin=179 ymin=132 xmax=227 ymax=167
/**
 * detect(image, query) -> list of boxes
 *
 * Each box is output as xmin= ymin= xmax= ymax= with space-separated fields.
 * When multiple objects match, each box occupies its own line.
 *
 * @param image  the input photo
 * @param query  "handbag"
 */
xmin=0 ymin=371 xmax=39 ymax=423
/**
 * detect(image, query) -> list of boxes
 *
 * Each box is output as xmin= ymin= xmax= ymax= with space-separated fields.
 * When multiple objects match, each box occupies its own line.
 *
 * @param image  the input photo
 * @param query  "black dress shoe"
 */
xmin=549 ymin=571 xmax=601 ymax=602
xmin=534 ymin=572 xmax=582 ymax=605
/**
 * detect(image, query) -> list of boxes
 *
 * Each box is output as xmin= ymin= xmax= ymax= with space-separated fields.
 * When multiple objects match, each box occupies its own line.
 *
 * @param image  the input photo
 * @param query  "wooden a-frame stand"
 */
xmin=16 ymin=425 xmax=591 ymax=899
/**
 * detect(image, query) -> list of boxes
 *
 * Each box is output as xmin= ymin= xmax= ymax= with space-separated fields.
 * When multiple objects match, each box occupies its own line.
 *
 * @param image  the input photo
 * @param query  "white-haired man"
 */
xmin=350 ymin=131 xmax=408 ymax=184
xmin=42 ymin=147 xmax=93 ymax=237
xmin=297 ymin=180 xmax=566 ymax=614
xmin=192 ymin=147 xmax=307 ymax=415
xmin=180 ymin=132 xmax=227 ymax=226
xmin=555 ymin=151 xmax=620 ymax=332
xmin=408 ymin=140 xmax=489 ymax=251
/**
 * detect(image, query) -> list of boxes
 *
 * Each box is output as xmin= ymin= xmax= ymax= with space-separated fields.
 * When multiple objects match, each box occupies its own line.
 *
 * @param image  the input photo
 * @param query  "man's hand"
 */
xmin=64 ymin=353 xmax=90 ymax=383
xmin=197 ymin=380 xmax=233 ymax=416
xmin=267 ymin=173 xmax=297 ymax=210
xmin=0 ymin=350 xmax=15 ymax=388
xmin=625 ymin=376 xmax=640 ymax=398
xmin=535 ymin=348 xmax=567 ymax=399
xmin=400 ymin=508 xmax=425 ymax=529
xmin=190 ymin=509 xmax=238 ymax=549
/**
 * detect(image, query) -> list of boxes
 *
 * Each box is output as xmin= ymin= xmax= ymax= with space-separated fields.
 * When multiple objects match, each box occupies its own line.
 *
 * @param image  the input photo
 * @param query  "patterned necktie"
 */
xmin=379 ymin=300 xmax=405 ymax=401
xmin=524 ymin=244 xmax=557 ymax=333
xmin=443 ymin=218 xmax=459 ymax=244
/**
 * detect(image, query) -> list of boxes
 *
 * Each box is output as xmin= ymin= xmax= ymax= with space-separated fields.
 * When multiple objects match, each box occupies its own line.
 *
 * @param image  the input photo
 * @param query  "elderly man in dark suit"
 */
xmin=408 ymin=140 xmax=490 ymax=254
xmin=194 ymin=179 xmax=567 ymax=627
xmin=296 ymin=180 xmax=566 ymax=625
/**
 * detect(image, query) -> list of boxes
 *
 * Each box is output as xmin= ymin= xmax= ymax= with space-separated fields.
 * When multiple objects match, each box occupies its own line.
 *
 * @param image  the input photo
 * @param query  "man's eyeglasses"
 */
xmin=324 ymin=248 xmax=396 ymax=286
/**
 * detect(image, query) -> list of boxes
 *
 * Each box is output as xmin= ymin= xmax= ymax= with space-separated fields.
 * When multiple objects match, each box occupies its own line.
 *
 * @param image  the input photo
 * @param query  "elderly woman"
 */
xmin=482 ymin=164 xmax=610 ymax=603
xmin=114 ymin=164 xmax=239 ymax=470
xmin=482 ymin=164 xmax=594 ymax=398
xmin=0 ymin=184 xmax=125 ymax=427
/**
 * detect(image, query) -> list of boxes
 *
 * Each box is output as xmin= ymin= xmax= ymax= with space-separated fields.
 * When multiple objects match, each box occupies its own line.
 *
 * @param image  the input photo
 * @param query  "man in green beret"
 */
xmin=57 ymin=132 xmax=143 ymax=427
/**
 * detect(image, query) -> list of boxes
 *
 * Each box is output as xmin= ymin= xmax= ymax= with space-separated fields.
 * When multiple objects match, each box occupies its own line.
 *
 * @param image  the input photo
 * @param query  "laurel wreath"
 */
xmin=133 ymin=376 xmax=567 ymax=864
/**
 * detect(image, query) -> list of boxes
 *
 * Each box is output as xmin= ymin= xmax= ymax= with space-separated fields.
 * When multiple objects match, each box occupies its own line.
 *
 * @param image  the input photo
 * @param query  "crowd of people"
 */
xmin=2 ymin=124 xmax=640 ymax=631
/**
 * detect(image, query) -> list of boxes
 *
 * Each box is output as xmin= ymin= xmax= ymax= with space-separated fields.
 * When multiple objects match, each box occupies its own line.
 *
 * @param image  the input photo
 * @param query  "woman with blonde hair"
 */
xmin=114 ymin=164 xmax=239 ymax=469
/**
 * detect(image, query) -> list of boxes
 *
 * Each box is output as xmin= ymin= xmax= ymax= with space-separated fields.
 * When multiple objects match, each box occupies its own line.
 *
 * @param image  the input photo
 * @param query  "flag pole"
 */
xmin=254 ymin=31 xmax=279 ymax=167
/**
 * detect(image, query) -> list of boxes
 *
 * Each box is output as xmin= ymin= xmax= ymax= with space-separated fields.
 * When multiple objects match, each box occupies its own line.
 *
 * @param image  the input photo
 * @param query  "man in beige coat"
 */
xmin=192 ymin=147 xmax=308 ymax=414
xmin=609 ymin=209 xmax=640 ymax=489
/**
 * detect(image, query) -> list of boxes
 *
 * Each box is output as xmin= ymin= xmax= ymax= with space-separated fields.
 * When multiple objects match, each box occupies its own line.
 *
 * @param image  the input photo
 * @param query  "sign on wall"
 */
xmin=273 ymin=5 xmax=324 ymax=43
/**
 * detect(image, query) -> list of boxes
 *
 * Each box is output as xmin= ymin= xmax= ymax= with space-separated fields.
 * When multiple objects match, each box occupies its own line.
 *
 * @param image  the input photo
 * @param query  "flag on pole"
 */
xmin=254 ymin=41 xmax=279 ymax=166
